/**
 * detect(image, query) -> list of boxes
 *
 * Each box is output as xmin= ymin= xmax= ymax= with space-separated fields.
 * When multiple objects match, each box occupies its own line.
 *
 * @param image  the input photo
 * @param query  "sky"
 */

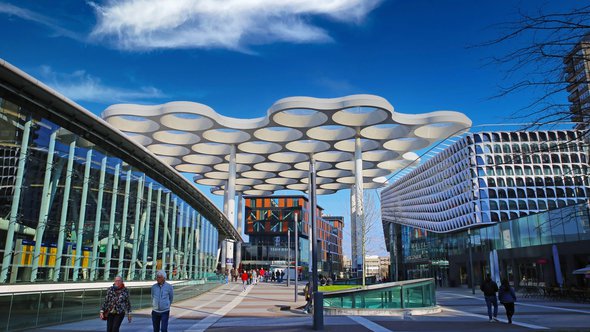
xmin=0 ymin=0 xmax=583 ymax=257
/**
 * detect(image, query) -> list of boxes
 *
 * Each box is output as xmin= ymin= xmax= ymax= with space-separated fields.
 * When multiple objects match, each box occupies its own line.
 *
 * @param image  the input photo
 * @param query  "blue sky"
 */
xmin=0 ymin=0 xmax=582 ymax=256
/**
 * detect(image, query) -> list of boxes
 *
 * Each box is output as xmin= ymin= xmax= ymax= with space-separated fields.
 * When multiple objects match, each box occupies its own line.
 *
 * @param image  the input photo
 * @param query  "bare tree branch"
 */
xmin=476 ymin=3 xmax=590 ymax=129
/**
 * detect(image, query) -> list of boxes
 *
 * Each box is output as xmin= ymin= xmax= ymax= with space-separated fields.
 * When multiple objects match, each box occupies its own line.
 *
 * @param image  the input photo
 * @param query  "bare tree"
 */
xmin=361 ymin=189 xmax=386 ymax=286
xmin=480 ymin=4 xmax=590 ymax=128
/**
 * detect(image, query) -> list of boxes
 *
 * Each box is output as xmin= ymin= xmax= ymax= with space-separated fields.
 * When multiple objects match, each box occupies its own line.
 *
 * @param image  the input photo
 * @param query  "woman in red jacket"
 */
xmin=241 ymin=271 xmax=249 ymax=291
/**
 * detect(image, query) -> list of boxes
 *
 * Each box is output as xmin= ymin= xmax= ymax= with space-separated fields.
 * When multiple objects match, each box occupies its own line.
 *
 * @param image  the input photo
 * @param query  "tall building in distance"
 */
xmin=564 ymin=34 xmax=590 ymax=130
xmin=242 ymin=195 xmax=344 ymax=277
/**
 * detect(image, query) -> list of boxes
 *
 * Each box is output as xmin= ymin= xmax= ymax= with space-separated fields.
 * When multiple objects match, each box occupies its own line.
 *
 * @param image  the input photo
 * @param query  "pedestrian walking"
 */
xmin=259 ymin=268 xmax=265 ymax=282
xmin=152 ymin=270 xmax=174 ymax=332
xmin=232 ymin=268 xmax=238 ymax=282
xmin=498 ymin=278 xmax=517 ymax=324
xmin=302 ymin=282 xmax=313 ymax=314
xmin=241 ymin=270 xmax=249 ymax=291
xmin=100 ymin=276 xmax=132 ymax=332
xmin=480 ymin=274 xmax=499 ymax=322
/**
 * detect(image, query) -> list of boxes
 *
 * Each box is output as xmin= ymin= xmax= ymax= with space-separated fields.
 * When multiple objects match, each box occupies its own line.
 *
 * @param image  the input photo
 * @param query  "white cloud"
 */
xmin=38 ymin=65 xmax=166 ymax=103
xmin=89 ymin=0 xmax=382 ymax=51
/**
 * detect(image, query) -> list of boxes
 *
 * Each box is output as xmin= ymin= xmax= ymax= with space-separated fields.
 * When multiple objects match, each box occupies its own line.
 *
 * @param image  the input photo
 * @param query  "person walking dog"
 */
xmin=152 ymin=270 xmax=174 ymax=332
xmin=498 ymin=278 xmax=517 ymax=324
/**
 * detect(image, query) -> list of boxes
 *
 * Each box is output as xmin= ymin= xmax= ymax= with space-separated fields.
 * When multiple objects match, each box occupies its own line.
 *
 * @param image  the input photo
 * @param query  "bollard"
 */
xmin=313 ymin=291 xmax=324 ymax=330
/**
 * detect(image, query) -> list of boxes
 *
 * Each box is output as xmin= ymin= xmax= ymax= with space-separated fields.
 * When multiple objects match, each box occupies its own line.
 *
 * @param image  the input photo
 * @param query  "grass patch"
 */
xmin=318 ymin=285 xmax=360 ymax=292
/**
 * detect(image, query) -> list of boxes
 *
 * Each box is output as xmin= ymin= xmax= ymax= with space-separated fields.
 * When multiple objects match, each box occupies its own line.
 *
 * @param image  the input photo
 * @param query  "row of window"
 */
xmin=476 ymin=164 xmax=587 ymax=177
xmin=476 ymin=152 xmax=587 ymax=166
xmin=471 ymin=130 xmax=581 ymax=144
xmin=479 ymin=176 xmax=588 ymax=188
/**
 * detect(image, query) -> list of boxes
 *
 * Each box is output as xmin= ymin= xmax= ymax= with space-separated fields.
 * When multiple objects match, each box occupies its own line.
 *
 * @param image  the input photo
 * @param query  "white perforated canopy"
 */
xmin=102 ymin=95 xmax=472 ymax=195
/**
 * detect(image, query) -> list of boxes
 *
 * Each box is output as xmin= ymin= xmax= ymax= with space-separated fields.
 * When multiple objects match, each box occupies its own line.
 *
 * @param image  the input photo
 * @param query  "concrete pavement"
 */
xmin=32 ymin=281 xmax=590 ymax=331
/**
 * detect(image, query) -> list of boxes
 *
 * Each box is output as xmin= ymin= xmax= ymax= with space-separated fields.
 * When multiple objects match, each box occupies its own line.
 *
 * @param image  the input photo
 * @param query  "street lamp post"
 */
xmin=287 ymin=230 xmax=291 ymax=287
xmin=294 ymin=211 xmax=299 ymax=302
xmin=309 ymin=158 xmax=323 ymax=330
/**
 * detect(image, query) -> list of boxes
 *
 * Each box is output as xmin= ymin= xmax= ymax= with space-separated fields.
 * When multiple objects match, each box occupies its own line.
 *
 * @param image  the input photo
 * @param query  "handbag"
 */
xmin=101 ymin=304 xmax=115 ymax=320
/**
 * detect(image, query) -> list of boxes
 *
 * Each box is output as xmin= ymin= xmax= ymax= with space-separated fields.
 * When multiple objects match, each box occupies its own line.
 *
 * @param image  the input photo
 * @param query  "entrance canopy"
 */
xmin=102 ymin=95 xmax=471 ymax=195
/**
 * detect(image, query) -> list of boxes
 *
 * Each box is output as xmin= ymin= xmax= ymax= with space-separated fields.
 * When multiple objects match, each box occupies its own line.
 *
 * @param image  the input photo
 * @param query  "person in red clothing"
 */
xmin=241 ymin=271 xmax=249 ymax=291
xmin=259 ymin=268 xmax=265 ymax=283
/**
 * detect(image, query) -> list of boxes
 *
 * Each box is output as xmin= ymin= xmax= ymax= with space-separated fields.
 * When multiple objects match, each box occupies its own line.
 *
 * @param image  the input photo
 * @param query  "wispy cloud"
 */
xmin=0 ymin=3 xmax=84 ymax=41
xmin=89 ymin=0 xmax=383 ymax=51
xmin=38 ymin=65 xmax=167 ymax=103
xmin=315 ymin=77 xmax=358 ymax=94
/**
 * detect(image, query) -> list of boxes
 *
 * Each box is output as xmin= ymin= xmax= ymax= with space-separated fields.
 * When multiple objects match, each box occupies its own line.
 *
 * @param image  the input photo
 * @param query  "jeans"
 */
xmin=152 ymin=310 xmax=170 ymax=332
xmin=484 ymin=295 xmax=498 ymax=319
xmin=106 ymin=313 xmax=125 ymax=332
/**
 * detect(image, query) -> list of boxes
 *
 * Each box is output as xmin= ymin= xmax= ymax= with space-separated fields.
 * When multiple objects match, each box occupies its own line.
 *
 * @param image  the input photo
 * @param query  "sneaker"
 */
xmin=493 ymin=317 xmax=499 ymax=322
xmin=489 ymin=319 xmax=494 ymax=322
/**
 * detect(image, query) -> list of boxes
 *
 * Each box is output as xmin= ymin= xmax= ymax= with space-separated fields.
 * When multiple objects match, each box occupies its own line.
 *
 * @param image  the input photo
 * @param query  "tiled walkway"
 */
xmin=33 ymin=282 xmax=590 ymax=332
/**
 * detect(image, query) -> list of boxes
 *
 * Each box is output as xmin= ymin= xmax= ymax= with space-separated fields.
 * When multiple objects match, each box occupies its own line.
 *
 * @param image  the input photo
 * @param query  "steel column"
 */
xmin=104 ymin=163 xmax=121 ymax=281
xmin=117 ymin=169 xmax=132 ymax=277
xmin=169 ymin=198 xmax=177 ymax=279
xmin=129 ymin=175 xmax=145 ymax=280
xmin=31 ymin=130 xmax=56 ymax=282
xmin=141 ymin=183 xmax=153 ymax=280
xmin=0 ymin=119 xmax=32 ymax=283
xmin=152 ymin=188 xmax=162 ymax=277
xmin=53 ymin=139 xmax=77 ymax=282
xmin=90 ymin=156 xmax=107 ymax=281
xmin=72 ymin=149 xmax=93 ymax=281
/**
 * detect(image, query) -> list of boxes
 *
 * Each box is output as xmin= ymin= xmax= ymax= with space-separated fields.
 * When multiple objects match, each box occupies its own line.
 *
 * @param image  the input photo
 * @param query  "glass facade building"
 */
xmin=382 ymin=130 xmax=590 ymax=287
xmin=242 ymin=195 xmax=344 ymax=276
xmin=0 ymin=60 xmax=239 ymax=284
xmin=395 ymin=202 xmax=590 ymax=288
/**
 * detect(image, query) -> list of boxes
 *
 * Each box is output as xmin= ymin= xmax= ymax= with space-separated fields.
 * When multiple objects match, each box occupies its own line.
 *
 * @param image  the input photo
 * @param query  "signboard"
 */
xmin=537 ymin=258 xmax=548 ymax=264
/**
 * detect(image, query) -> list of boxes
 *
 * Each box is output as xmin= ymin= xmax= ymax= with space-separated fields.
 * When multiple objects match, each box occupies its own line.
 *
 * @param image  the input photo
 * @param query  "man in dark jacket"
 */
xmin=480 ymin=274 xmax=498 ymax=322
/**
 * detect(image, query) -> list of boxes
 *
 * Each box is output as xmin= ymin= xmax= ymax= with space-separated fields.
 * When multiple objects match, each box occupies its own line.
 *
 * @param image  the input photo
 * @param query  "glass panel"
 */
xmin=561 ymin=207 xmax=580 ymax=242
xmin=37 ymin=291 xmax=65 ymax=326
xmin=549 ymin=210 xmax=565 ymax=243
xmin=61 ymin=290 xmax=85 ymax=322
xmin=518 ymin=217 xmax=531 ymax=247
xmin=82 ymin=289 xmax=103 ymax=318
xmin=9 ymin=293 xmax=41 ymax=330
xmin=0 ymin=295 xmax=12 ymax=331
xmin=527 ymin=215 xmax=541 ymax=246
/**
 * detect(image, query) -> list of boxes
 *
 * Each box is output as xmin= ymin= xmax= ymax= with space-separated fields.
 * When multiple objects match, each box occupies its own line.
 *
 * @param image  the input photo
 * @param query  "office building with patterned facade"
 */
xmin=0 ymin=60 xmax=240 ymax=284
xmin=382 ymin=130 xmax=590 ymax=288
xmin=242 ymin=195 xmax=344 ymax=277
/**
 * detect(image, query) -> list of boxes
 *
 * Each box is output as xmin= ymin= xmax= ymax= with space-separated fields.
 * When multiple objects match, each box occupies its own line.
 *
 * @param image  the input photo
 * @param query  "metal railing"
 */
xmin=0 ymin=275 xmax=221 ymax=331
xmin=322 ymin=278 xmax=436 ymax=309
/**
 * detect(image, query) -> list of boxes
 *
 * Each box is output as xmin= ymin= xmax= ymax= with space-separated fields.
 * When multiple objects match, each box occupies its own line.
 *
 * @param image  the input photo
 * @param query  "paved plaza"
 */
xmin=30 ymin=281 xmax=590 ymax=332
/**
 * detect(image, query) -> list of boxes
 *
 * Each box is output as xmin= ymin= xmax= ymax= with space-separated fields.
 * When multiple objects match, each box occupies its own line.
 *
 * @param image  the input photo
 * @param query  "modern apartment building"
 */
xmin=382 ymin=130 xmax=590 ymax=287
